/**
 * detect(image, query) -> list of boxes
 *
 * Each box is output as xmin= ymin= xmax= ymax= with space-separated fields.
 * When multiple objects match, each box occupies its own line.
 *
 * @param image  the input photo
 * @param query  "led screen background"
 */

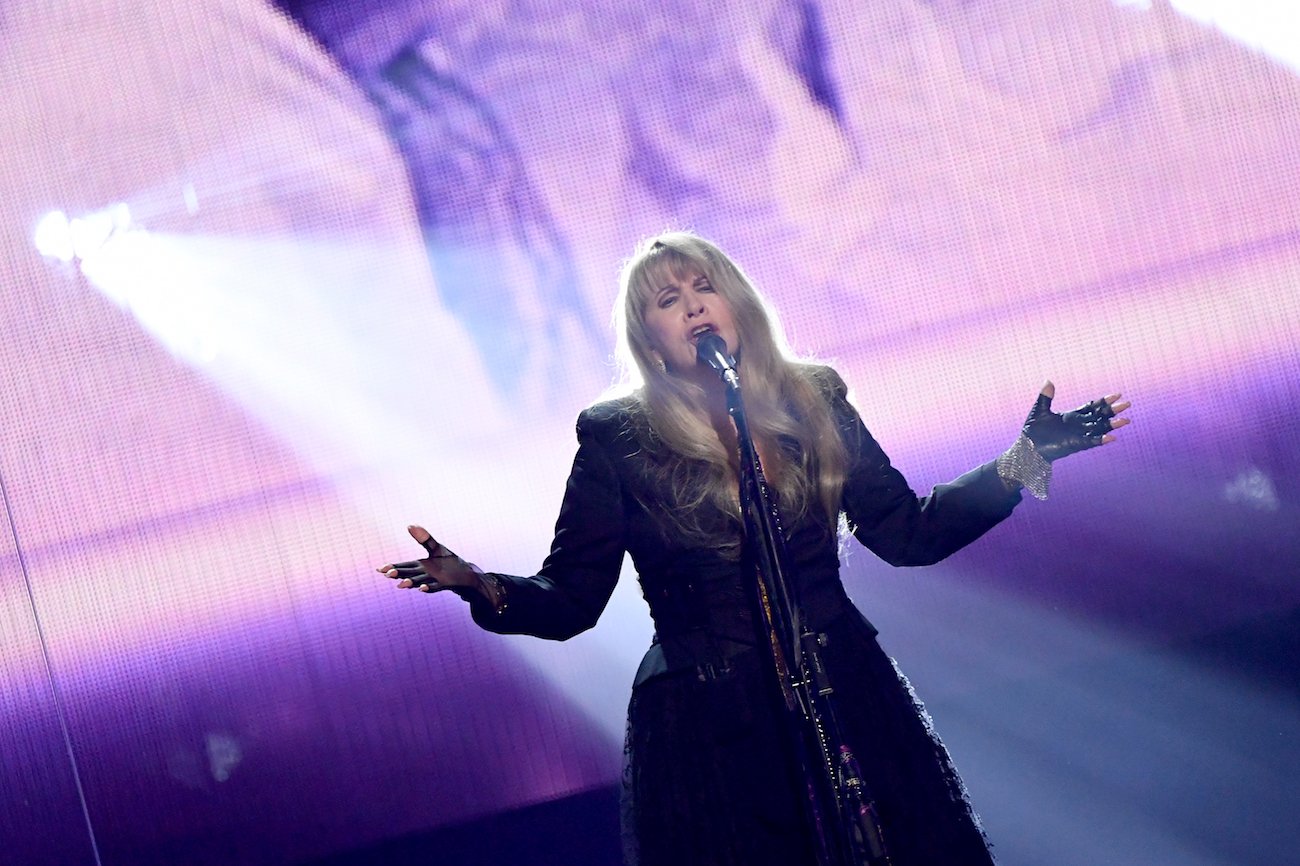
xmin=2 ymin=1 xmax=1298 ymax=864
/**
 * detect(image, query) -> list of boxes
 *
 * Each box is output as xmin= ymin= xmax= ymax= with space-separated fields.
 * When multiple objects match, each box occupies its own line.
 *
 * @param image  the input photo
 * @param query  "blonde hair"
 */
xmin=613 ymin=231 xmax=850 ymax=553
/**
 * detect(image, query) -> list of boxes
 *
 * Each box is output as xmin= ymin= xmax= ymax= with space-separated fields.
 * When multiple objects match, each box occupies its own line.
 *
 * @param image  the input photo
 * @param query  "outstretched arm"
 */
xmin=375 ymin=408 xmax=628 ymax=641
xmin=827 ymin=370 xmax=1022 ymax=567
xmin=828 ymin=371 xmax=1129 ymax=566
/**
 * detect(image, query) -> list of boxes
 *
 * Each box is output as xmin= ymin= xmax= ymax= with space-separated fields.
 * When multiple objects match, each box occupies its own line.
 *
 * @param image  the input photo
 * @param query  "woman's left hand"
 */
xmin=1022 ymin=381 xmax=1132 ymax=462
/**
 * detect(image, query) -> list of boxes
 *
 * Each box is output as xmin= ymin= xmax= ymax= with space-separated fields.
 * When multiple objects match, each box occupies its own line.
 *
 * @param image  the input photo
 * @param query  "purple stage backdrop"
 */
xmin=2 ymin=1 xmax=1298 ymax=864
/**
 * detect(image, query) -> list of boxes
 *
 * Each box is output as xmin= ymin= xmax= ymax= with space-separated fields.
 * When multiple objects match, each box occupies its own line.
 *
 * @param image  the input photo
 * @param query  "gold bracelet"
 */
xmin=478 ymin=572 xmax=509 ymax=615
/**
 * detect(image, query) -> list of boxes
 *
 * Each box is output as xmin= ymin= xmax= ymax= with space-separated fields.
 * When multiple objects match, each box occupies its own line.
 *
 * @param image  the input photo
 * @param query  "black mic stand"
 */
xmin=706 ymin=341 xmax=890 ymax=866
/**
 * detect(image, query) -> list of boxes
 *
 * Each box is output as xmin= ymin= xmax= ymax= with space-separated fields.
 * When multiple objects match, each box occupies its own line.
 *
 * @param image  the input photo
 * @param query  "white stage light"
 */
xmin=34 ymin=202 xmax=136 ymax=264
xmin=1172 ymin=1 xmax=1300 ymax=72
xmin=33 ymin=210 xmax=74 ymax=262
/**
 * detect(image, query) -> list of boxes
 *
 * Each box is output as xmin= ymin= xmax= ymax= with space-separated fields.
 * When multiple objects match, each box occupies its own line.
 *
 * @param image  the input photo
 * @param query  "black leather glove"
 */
xmin=1022 ymin=392 xmax=1115 ymax=462
xmin=998 ymin=388 xmax=1117 ymax=500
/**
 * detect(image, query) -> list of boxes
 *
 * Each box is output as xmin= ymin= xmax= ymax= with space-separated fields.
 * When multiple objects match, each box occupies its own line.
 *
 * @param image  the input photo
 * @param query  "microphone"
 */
xmin=696 ymin=332 xmax=739 ymax=388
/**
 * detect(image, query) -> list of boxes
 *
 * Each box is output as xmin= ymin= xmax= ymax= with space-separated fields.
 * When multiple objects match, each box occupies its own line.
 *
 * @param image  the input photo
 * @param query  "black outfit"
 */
xmin=461 ymin=367 xmax=1021 ymax=865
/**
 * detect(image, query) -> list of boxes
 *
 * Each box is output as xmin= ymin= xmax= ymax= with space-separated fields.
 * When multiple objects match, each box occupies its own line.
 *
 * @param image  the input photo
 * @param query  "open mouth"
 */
xmin=689 ymin=324 xmax=716 ymax=344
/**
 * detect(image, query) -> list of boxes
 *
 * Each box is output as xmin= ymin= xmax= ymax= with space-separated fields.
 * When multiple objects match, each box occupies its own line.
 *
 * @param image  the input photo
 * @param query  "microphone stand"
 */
xmin=707 ymin=342 xmax=890 ymax=866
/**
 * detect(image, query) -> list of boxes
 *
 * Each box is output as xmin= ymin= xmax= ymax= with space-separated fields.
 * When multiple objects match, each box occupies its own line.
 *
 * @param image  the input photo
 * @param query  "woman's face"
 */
xmin=642 ymin=267 xmax=739 ymax=376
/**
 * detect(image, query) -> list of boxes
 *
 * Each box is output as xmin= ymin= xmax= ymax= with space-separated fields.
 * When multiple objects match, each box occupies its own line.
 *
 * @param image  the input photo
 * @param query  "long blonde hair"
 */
xmin=613 ymin=231 xmax=850 ymax=552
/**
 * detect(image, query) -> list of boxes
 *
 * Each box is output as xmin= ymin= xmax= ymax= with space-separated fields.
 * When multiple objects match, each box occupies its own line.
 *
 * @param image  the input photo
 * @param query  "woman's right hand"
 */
xmin=376 ymin=525 xmax=484 ymax=593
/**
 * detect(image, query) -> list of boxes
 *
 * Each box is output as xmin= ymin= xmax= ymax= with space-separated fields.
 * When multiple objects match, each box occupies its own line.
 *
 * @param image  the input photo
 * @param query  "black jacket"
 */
xmin=462 ymin=367 xmax=1022 ymax=685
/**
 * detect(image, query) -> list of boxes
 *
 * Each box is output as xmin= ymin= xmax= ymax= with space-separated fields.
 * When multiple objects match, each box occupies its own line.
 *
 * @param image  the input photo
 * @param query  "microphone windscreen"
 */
xmin=696 ymin=332 xmax=729 ymax=368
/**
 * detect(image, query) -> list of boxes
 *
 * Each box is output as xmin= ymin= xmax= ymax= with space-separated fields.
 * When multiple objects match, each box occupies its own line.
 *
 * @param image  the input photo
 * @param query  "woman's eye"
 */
xmin=658 ymin=295 xmax=677 ymax=308
xmin=698 ymin=283 xmax=714 ymax=293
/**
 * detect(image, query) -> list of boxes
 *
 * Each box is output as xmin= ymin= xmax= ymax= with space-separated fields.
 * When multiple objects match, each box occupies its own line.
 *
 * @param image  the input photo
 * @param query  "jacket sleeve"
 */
xmin=460 ymin=406 xmax=628 ymax=640
xmin=826 ymin=368 xmax=1023 ymax=567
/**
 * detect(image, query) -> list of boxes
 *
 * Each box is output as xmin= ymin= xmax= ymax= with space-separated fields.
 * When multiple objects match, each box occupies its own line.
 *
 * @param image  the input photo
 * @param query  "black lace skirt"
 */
xmin=620 ymin=611 xmax=996 ymax=866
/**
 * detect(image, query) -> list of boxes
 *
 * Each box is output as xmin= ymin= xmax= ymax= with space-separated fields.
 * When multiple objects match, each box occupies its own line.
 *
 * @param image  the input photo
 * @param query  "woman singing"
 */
xmin=378 ymin=231 xmax=1130 ymax=865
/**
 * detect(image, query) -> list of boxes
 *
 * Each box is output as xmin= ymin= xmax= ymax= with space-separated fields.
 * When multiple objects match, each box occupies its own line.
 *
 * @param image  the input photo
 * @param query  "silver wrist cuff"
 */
xmin=997 ymin=433 xmax=1051 ymax=500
